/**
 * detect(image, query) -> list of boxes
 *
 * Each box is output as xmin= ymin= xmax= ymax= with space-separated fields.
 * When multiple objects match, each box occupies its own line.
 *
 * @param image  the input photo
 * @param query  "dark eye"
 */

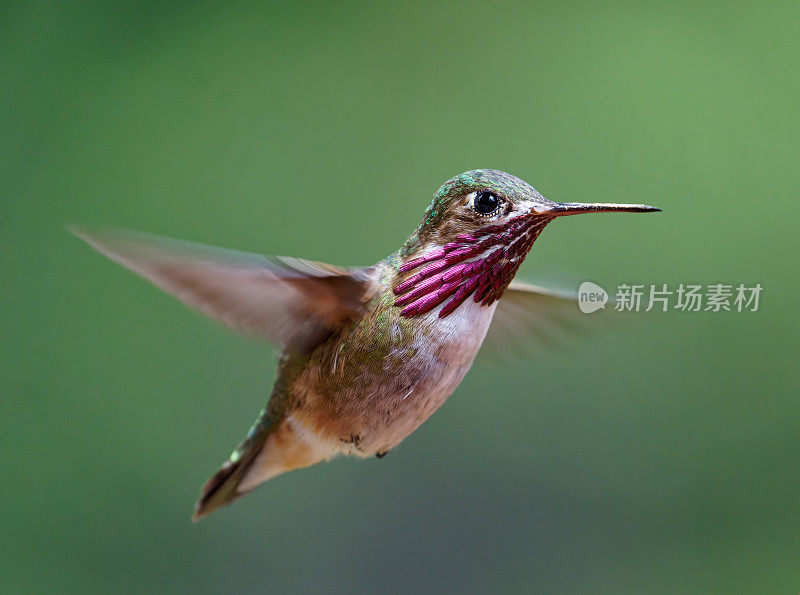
xmin=474 ymin=191 xmax=500 ymax=215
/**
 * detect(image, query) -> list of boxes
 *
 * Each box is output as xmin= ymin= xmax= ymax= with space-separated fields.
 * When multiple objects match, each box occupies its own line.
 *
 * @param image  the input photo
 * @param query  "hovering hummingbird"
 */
xmin=71 ymin=169 xmax=659 ymax=520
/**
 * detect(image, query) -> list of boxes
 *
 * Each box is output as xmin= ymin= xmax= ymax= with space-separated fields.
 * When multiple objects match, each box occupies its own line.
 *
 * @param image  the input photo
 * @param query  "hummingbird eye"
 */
xmin=473 ymin=191 xmax=501 ymax=216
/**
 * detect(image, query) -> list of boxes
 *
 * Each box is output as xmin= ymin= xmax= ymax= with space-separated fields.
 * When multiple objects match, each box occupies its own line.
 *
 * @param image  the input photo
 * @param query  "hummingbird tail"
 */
xmin=192 ymin=409 xmax=334 ymax=521
xmin=192 ymin=409 xmax=274 ymax=522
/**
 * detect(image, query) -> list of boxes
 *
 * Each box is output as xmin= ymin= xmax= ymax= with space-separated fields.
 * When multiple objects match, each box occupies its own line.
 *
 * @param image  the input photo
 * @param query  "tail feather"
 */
xmin=192 ymin=408 xmax=336 ymax=521
xmin=192 ymin=411 xmax=273 ymax=522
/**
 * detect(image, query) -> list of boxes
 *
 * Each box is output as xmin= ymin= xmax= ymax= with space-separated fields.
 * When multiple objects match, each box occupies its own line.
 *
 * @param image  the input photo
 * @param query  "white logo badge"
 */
xmin=578 ymin=281 xmax=608 ymax=314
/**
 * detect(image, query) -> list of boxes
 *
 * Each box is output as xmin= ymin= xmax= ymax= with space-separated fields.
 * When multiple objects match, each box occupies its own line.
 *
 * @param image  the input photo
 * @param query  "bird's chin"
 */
xmin=394 ymin=213 xmax=553 ymax=319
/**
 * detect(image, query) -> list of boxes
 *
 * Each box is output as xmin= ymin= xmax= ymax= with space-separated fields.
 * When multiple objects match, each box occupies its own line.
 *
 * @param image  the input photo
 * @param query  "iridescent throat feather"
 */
xmin=393 ymin=213 xmax=552 ymax=318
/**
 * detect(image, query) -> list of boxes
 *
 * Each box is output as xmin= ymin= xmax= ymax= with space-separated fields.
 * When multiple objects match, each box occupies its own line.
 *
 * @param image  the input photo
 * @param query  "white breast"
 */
xmin=422 ymin=299 xmax=498 ymax=363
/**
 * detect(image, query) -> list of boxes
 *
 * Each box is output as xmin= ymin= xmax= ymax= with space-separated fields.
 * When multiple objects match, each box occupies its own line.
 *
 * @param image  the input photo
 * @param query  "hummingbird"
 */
xmin=70 ymin=169 xmax=659 ymax=521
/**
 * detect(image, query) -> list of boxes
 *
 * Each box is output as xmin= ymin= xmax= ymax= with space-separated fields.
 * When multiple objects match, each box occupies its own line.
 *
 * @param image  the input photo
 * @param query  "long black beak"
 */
xmin=543 ymin=202 xmax=661 ymax=216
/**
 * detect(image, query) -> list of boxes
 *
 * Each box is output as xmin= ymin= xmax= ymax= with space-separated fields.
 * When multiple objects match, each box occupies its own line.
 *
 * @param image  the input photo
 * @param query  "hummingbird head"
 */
xmin=394 ymin=169 xmax=659 ymax=318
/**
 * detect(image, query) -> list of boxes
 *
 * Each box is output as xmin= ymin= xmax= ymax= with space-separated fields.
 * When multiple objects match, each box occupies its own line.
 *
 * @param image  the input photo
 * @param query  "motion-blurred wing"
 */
xmin=482 ymin=281 xmax=587 ymax=356
xmin=70 ymin=227 xmax=377 ymax=354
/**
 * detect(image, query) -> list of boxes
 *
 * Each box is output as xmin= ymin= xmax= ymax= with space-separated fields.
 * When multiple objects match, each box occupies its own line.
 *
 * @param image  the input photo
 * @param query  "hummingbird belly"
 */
xmin=291 ymin=299 xmax=498 ymax=456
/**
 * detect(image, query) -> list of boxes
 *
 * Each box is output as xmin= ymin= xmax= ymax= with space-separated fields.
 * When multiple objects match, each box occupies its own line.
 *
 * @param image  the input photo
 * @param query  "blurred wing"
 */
xmin=481 ymin=281 xmax=588 ymax=358
xmin=70 ymin=226 xmax=377 ymax=353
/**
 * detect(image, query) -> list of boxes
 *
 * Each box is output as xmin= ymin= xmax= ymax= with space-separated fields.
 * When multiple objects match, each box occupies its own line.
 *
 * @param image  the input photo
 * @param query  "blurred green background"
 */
xmin=2 ymin=1 xmax=798 ymax=593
